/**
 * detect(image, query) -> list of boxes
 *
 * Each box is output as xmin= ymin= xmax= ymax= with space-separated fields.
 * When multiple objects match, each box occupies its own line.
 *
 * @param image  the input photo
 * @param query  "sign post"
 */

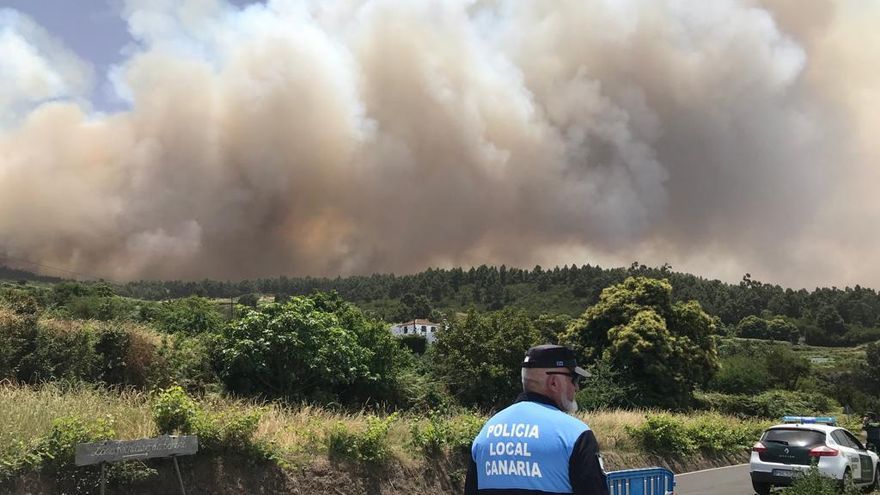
xmin=75 ymin=435 xmax=198 ymax=494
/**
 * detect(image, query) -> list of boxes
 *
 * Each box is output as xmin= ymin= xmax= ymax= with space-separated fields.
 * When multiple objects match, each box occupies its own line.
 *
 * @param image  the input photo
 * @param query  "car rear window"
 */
xmin=762 ymin=429 xmax=826 ymax=446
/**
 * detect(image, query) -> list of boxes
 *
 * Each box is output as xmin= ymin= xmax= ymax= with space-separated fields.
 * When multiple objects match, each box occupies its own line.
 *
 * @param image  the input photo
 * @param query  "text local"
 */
xmin=485 ymin=423 xmax=543 ymax=478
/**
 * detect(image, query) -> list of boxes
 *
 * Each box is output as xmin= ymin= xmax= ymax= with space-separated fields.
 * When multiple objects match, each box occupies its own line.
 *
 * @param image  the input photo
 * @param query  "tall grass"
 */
xmin=0 ymin=383 xmax=154 ymax=447
xmin=1 ymin=382 xmax=767 ymax=470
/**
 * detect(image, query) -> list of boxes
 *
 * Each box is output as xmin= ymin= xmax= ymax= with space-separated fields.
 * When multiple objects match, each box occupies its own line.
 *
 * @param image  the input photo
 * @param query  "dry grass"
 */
xmin=0 ymin=383 xmax=763 ymax=471
xmin=0 ymin=307 xmax=25 ymax=327
xmin=0 ymin=383 xmax=155 ymax=451
xmin=578 ymin=408 xmax=658 ymax=452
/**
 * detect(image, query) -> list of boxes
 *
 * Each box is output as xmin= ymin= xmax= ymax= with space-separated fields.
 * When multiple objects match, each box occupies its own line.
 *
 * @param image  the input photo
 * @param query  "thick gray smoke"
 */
xmin=0 ymin=0 xmax=877 ymax=287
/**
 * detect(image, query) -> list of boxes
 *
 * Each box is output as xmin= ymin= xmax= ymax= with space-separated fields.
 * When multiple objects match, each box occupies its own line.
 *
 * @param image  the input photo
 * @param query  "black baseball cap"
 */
xmin=521 ymin=344 xmax=591 ymax=378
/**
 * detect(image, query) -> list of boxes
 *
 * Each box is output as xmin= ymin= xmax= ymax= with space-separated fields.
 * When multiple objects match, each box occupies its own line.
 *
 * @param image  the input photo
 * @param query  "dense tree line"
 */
xmin=105 ymin=262 xmax=880 ymax=344
xmin=3 ymin=273 xmax=879 ymax=414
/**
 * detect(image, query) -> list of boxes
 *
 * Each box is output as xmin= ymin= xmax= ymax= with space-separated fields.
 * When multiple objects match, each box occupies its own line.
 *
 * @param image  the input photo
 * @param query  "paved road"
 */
xmin=675 ymin=463 xmax=752 ymax=495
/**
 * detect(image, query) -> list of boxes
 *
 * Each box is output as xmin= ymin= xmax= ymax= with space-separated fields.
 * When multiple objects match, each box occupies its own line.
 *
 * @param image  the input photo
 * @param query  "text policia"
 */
xmin=483 ymin=423 xmax=543 ymax=478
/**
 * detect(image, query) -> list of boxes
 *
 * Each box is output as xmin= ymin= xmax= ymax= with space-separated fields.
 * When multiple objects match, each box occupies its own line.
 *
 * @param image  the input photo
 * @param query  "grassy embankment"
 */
xmin=1 ymin=383 xmax=771 ymax=494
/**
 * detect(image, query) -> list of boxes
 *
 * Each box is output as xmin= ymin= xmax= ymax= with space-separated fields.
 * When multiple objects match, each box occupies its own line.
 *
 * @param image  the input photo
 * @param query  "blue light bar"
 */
xmin=782 ymin=416 xmax=837 ymax=425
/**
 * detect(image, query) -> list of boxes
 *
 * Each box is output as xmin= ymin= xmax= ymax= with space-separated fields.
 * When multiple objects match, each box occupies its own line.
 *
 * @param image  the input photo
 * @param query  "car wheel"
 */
xmin=752 ymin=481 xmax=771 ymax=495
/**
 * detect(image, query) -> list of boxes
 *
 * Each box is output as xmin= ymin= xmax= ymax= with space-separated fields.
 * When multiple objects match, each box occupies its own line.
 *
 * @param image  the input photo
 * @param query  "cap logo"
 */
xmin=556 ymin=361 xmax=563 ymax=367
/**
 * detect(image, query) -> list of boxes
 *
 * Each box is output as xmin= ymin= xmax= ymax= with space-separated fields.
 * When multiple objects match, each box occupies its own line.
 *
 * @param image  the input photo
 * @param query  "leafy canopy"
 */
xmin=214 ymin=292 xmax=408 ymax=405
xmin=432 ymin=308 xmax=542 ymax=410
xmin=562 ymin=277 xmax=719 ymax=408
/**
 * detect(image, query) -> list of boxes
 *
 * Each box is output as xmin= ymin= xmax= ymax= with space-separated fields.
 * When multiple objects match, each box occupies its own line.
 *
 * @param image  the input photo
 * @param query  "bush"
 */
xmin=397 ymin=334 xmax=428 ymax=355
xmin=0 ymin=440 xmax=37 ymax=483
xmin=65 ymin=296 xmax=135 ymax=321
xmin=151 ymin=386 xmax=269 ymax=458
xmin=192 ymin=409 xmax=264 ymax=455
xmin=685 ymin=414 xmax=765 ymax=455
xmin=5 ymin=318 xmax=98 ymax=384
xmin=121 ymin=326 xmax=162 ymax=388
xmin=409 ymin=413 xmax=484 ymax=457
xmin=2 ymin=290 xmax=42 ymax=316
xmin=0 ymin=316 xmax=160 ymax=388
xmin=152 ymin=386 xmax=199 ymax=435
xmin=35 ymin=416 xmax=116 ymax=472
xmin=237 ymin=293 xmax=260 ymax=308
xmin=627 ymin=413 xmax=767 ymax=457
xmin=779 ymin=464 xmax=860 ymax=495
xmin=152 ymin=296 xmax=223 ymax=335
xmin=841 ymin=326 xmax=880 ymax=346
xmin=216 ymin=293 xmax=410 ymax=405
xmin=626 ymin=414 xmax=695 ymax=456
xmin=31 ymin=416 xmax=119 ymax=492
xmin=0 ymin=309 xmax=39 ymax=379
xmin=561 ymin=277 xmax=718 ymax=409
xmin=706 ymin=355 xmax=772 ymax=394
xmin=764 ymin=346 xmax=811 ymax=389
xmin=696 ymin=390 xmax=838 ymax=419
xmin=394 ymin=363 xmax=456 ymax=412
xmin=736 ymin=315 xmax=799 ymax=342
xmin=805 ymin=326 xmax=846 ymax=347
xmin=433 ymin=308 xmax=542 ymax=410
xmin=0 ymin=415 xmax=157 ymax=488
xmin=50 ymin=282 xmax=93 ymax=306
xmin=576 ymin=358 xmax=635 ymax=410
xmin=327 ymin=414 xmax=397 ymax=465
xmin=95 ymin=325 xmax=131 ymax=384
xmin=152 ymin=333 xmax=220 ymax=394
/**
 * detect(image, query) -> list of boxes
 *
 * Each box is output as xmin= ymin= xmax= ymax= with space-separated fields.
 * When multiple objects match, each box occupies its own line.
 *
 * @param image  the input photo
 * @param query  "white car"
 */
xmin=750 ymin=416 xmax=879 ymax=494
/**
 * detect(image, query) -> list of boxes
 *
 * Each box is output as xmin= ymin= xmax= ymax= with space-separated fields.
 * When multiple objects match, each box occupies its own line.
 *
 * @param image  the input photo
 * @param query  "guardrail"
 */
xmin=607 ymin=467 xmax=675 ymax=495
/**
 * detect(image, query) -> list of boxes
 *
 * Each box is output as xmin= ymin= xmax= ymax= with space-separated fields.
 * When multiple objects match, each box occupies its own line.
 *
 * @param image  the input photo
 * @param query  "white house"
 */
xmin=390 ymin=319 xmax=442 ymax=344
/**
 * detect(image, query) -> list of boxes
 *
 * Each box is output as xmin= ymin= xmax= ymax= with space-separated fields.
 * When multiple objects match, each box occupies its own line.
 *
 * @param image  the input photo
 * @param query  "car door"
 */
xmin=843 ymin=429 xmax=875 ymax=484
xmin=832 ymin=430 xmax=863 ymax=483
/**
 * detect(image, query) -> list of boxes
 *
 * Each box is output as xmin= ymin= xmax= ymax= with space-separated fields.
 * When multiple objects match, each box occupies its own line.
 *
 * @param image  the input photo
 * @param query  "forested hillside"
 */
xmin=2 ymin=265 xmax=879 ymax=493
xmin=113 ymin=262 xmax=880 ymax=347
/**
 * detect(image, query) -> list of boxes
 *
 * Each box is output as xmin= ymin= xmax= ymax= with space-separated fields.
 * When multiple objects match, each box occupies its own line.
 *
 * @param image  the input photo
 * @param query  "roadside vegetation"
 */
xmin=0 ymin=383 xmax=770 ymax=489
xmin=2 ymin=263 xmax=879 ymax=492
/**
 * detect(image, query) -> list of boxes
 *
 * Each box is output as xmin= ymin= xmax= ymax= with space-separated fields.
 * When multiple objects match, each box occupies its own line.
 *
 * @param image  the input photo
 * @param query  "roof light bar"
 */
xmin=781 ymin=416 xmax=837 ymax=425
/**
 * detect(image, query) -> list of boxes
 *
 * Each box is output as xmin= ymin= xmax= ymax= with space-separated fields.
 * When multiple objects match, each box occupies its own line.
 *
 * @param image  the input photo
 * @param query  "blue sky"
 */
xmin=0 ymin=0 xmax=258 ymax=109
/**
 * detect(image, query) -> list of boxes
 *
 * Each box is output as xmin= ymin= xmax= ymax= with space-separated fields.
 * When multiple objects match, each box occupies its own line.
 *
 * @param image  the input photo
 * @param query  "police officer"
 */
xmin=465 ymin=344 xmax=608 ymax=495
xmin=865 ymin=412 xmax=880 ymax=452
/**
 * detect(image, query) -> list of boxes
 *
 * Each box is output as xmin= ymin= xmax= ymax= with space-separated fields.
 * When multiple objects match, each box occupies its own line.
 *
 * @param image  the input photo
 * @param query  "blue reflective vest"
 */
xmin=471 ymin=400 xmax=589 ymax=493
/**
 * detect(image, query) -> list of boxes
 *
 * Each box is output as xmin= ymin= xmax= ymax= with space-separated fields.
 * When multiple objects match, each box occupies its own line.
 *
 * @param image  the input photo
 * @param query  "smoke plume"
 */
xmin=0 ymin=0 xmax=877 ymax=287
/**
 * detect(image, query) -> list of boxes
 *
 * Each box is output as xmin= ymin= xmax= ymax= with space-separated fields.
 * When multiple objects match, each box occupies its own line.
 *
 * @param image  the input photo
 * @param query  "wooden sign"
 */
xmin=75 ymin=435 xmax=198 ymax=466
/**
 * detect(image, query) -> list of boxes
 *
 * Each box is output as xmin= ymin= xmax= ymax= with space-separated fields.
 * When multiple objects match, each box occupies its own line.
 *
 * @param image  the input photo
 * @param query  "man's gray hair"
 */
xmin=521 ymin=367 xmax=544 ymax=392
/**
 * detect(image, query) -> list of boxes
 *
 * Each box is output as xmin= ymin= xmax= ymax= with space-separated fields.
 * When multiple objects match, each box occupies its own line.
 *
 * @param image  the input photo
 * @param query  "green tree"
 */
xmin=767 ymin=317 xmax=800 ymax=344
xmin=576 ymin=357 xmax=635 ymax=410
xmin=707 ymin=355 xmax=772 ymax=394
xmin=738 ymin=315 xmax=800 ymax=343
xmin=736 ymin=315 xmax=768 ymax=339
xmin=816 ymin=305 xmax=846 ymax=336
xmin=433 ymin=308 xmax=542 ymax=410
xmin=214 ymin=293 xmax=408 ymax=405
xmin=764 ymin=346 xmax=811 ymax=389
xmin=561 ymin=277 xmax=718 ymax=409
xmin=533 ymin=313 xmax=573 ymax=344
xmin=236 ymin=293 xmax=259 ymax=308
xmin=153 ymin=296 xmax=223 ymax=335
xmin=394 ymin=293 xmax=433 ymax=322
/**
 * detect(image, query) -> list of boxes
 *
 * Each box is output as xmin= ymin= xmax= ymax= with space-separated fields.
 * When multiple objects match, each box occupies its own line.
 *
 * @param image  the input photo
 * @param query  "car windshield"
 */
xmin=763 ymin=429 xmax=826 ymax=447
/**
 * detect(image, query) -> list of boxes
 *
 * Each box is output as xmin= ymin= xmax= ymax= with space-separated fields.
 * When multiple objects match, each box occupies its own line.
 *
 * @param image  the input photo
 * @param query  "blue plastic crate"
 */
xmin=606 ymin=467 xmax=675 ymax=495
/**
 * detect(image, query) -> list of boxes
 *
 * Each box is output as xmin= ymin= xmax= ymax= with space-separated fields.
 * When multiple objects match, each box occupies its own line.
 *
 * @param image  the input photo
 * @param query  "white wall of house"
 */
xmin=390 ymin=320 xmax=441 ymax=344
